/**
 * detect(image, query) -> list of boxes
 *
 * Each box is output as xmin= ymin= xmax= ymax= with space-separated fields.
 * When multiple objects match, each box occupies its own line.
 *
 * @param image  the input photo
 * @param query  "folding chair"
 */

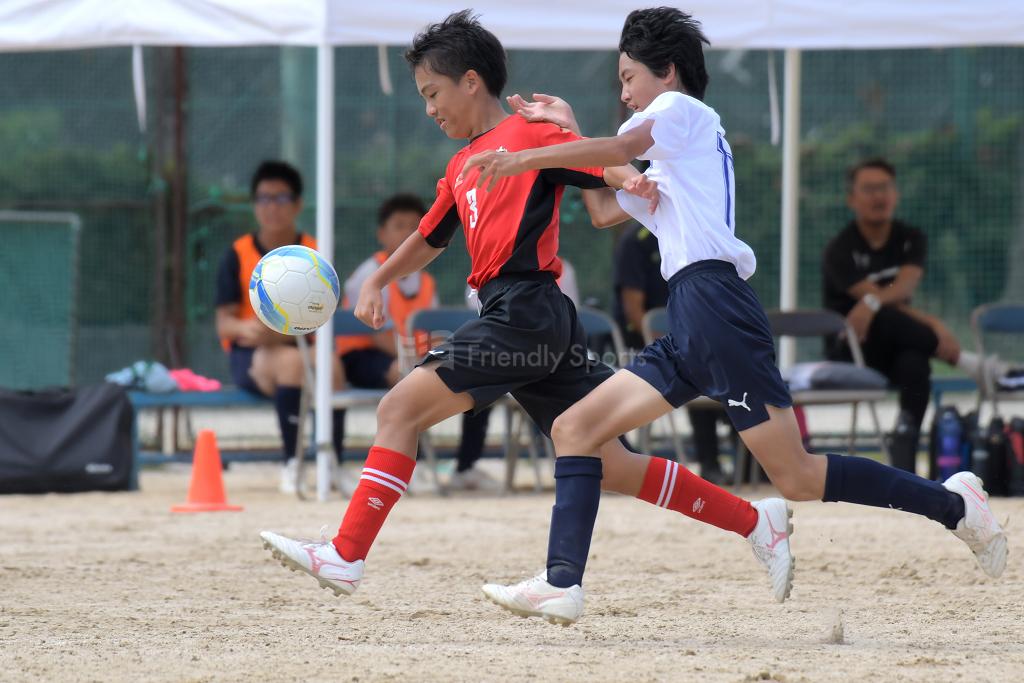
xmin=749 ymin=309 xmax=889 ymax=482
xmin=971 ymin=303 xmax=1024 ymax=418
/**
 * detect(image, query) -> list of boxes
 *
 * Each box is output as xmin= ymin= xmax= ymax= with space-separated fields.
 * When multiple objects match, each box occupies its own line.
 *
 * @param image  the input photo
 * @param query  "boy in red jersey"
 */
xmin=260 ymin=10 xmax=793 ymax=612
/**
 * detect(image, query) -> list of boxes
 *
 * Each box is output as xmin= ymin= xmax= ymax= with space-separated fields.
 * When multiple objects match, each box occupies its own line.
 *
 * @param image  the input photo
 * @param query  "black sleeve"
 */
xmin=424 ymin=205 xmax=461 ymax=248
xmin=541 ymin=167 xmax=608 ymax=190
xmin=822 ymin=235 xmax=860 ymax=293
xmin=418 ymin=176 xmax=461 ymax=249
xmin=614 ymin=232 xmax=649 ymax=291
xmin=903 ymin=228 xmax=927 ymax=267
xmin=214 ymin=247 xmax=242 ymax=307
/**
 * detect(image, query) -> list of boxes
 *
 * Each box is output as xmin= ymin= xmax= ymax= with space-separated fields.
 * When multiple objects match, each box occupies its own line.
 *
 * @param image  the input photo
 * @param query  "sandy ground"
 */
xmin=2 ymin=463 xmax=1023 ymax=683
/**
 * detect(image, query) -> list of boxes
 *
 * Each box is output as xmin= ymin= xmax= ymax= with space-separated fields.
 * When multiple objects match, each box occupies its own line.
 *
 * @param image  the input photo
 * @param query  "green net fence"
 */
xmin=0 ymin=212 xmax=79 ymax=389
xmin=0 ymin=45 xmax=1021 ymax=387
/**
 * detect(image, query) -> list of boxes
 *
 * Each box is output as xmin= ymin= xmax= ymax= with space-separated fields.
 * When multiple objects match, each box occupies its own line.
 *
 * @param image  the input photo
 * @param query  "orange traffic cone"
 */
xmin=171 ymin=430 xmax=243 ymax=513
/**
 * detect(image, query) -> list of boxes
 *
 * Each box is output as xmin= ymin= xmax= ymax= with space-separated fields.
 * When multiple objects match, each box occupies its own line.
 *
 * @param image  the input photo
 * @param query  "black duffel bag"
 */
xmin=0 ymin=383 xmax=133 ymax=493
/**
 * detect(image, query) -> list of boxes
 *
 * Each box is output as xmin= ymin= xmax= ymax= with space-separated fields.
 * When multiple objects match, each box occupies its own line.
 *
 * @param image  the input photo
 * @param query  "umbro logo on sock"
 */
xmin=367 ymin=497 xmax=384 ymax=510
xmin=692 ymin=497 xmax=706 ymax=514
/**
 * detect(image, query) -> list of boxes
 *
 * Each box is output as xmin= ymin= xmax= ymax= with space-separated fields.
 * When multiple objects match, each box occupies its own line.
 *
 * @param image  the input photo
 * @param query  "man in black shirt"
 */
xmin=822 ymin=158 xmax=986 ymax=471
xmin=614 ymin=223 xmax=727 ymax=483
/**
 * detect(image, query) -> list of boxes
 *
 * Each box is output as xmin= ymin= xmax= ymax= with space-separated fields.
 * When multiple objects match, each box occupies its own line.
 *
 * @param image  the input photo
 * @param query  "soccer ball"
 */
xmin=249 ymin=245 xmax=340 ymax=335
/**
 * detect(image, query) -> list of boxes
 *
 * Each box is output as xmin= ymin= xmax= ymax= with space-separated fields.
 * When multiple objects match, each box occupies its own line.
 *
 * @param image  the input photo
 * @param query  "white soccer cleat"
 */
xmin=482 ymin=572 xmax=584 ymax=626
xmin=448 ymin=466 xmax=501 ymax=492
xmin=747 ymin=498 xmax=795 ymax=603
xmin=942 ymin=472 xmax=1008 ymax=578
xmin=260 ymin=527 xmax=363 ymax=596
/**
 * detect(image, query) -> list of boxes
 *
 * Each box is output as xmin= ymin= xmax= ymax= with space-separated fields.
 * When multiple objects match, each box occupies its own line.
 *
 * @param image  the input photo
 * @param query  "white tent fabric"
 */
xmin=0 ymin=0 xmax=325 ymax=49
xmin=333 ymin=1 xmax=1024 ymax=50
xmin=2 ymin=0 xmax=1022 ymax=51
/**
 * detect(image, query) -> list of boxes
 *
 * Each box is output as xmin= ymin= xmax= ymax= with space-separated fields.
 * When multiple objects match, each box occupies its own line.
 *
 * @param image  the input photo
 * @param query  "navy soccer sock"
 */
xmin=274 ymin=386 xmax=302 ymax=463
xmin=546 ymin=456 xmax=603 ymax=588
xmin=822 ymin=453 xmax=965 ymax=529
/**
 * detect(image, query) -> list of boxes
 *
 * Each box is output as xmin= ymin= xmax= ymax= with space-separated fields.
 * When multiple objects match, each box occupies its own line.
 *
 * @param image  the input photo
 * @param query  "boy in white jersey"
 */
xmin=465 ymin=7 xmax=1006 ymax=624
xmin=258 ymin=11 xmax=796 ymax=623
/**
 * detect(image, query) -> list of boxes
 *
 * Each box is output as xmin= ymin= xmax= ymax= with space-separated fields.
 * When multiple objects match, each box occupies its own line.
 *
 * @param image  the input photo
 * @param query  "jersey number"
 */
xmin=465 ymin=188 xmax=478 ymax=229
xmin=717 ymin=132 xmax=734 ymax=228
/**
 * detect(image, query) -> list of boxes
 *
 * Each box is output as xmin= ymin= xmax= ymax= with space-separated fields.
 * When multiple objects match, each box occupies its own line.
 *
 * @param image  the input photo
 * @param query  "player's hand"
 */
xmin=507 ymin=93 xmax=578 ymax=133
xmin=622 ymin=174 xmax=660 ymax=214
xmin=460 ymin=149 xmax=526 ymax=192
xmin=354 ymin=281 xmax=387 ymax=329
xmin=846 ymin=302 xmax=875 ymax=343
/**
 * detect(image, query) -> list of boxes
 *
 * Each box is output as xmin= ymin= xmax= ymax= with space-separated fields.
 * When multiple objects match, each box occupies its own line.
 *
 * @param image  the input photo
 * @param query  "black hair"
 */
xmin=404 ymin=9 xmax=507 ymax=97
xmin=250 ymin=160 xmax=303 ymax=198
xmin=619 ymin=7 xmax=710 ymax=101
xmin=847 ymin=158 xmax=896 ymax=190
xmin=378 ymin=193 xmax=426 ymax=226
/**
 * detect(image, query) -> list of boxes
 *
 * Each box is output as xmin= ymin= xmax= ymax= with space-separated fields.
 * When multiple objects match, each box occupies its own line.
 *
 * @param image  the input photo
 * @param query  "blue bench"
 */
xmin=128 ymin=388 xmax=273 ymax=490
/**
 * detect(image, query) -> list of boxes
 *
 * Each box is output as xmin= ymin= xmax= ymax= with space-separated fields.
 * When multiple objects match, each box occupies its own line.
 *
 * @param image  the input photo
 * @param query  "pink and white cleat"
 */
xmin=943 ymin=472 xmax=1008 ymax=578
xmin=482 ymin=571 xmax=584 ymax=626
xmin=747 ymin=498 xmax=795 ymax=603
xmin=260 ymin=527 xmax=363 ymax=596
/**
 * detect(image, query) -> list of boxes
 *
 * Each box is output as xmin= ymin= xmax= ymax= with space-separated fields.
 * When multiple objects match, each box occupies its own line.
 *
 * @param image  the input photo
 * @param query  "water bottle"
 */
xmin=1008 ymin=418 xmax=1024 ymax=497
xmin=971 ymin=429 xmax=989 ymax=482
xmin=936 ymin=407 xmax=962 ymax=481
xmin=985 ymin=417 xmax=1009 ymax=497
xmin=960 ymin=411 xmax=979 ymax=473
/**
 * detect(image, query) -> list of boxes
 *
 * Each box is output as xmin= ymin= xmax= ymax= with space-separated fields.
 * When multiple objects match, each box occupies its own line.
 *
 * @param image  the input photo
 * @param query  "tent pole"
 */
xmin=314 ymin=43 xmax=335 ymax=502
xmin=779 ymin=48 xmax=802 ymax=369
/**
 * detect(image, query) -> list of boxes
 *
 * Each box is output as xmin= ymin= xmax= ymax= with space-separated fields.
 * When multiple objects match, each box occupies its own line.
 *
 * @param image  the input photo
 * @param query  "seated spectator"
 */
xmin=337 ymin=194 xmax=438 ymax=391
xmin=336 ymin=194 xmax=437 ymax=466
xmin=614 ymin=222 xmax=727 ymax=483
xmin=215 ymin=160 xmax=344 ymax=493
xmin=822 ymin=158 xmax=998 ymax=471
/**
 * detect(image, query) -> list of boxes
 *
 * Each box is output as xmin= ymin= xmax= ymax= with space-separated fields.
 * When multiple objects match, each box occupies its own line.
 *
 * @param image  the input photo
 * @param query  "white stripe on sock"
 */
xmin=655 ymin=461 xmax=673 ymax=507
xmin=362 ymin=467 xmax=408 ymax=490
xmin=361 ymin=473 xmax=405 ymax=496
xmin=663 ymin=461 xmax=679 ymax=508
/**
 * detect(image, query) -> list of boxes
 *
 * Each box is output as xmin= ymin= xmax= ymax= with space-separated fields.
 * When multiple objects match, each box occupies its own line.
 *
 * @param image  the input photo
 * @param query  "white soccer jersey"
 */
xmin=615 ymin=90 xmax=756 ymax=281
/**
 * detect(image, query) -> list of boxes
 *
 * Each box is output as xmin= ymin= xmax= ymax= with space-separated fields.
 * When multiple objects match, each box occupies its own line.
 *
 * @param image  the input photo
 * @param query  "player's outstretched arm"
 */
xmin=462 ymin=120 xmax=655 ymax=191
xmin=354 ymin=232 xmax=443 ymax=329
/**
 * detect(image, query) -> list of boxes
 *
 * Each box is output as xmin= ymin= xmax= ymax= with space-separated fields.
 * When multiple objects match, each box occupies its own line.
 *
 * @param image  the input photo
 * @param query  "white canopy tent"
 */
xmin=2 ymin=0 xmax=1021 ymax=499
xmin=3 ymin=1 xmax=1022 ymax=50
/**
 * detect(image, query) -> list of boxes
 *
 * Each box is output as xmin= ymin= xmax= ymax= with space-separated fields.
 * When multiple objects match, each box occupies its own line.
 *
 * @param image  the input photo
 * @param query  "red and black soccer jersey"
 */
xmin=417 ymin=115 xmax=607 ymax=290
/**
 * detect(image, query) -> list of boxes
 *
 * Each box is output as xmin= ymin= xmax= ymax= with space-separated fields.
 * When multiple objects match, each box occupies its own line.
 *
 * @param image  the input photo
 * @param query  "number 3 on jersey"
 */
xmin=465 ymin=188 xmax=479 ymax=229
xmin=716 ymin=132 xmax=735 ymax=229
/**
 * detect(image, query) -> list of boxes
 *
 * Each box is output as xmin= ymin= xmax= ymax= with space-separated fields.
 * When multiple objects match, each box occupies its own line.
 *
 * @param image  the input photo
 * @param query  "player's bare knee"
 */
xmin=551 ymin=412 xmax=596 ymax=455
xmin=375 ymin=390 xmax=425 ymax=437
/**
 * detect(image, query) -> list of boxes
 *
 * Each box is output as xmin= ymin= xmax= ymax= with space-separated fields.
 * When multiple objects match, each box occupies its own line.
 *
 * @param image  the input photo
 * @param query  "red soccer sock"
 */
xmin=636 ymin=457 xmax=758 ymax=537
xmin=333 ymin=446 xmax=416 ymax=561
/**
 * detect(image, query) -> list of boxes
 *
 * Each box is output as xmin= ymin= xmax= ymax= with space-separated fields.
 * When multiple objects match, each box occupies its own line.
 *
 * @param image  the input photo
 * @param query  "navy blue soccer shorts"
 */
xmin=626 ymin=260 xmax=792 ymax=432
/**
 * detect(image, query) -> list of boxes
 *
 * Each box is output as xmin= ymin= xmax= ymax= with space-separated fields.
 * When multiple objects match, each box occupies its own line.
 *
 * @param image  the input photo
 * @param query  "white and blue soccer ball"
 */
xmin=248 ymin=245 xmax=340 ymax=335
